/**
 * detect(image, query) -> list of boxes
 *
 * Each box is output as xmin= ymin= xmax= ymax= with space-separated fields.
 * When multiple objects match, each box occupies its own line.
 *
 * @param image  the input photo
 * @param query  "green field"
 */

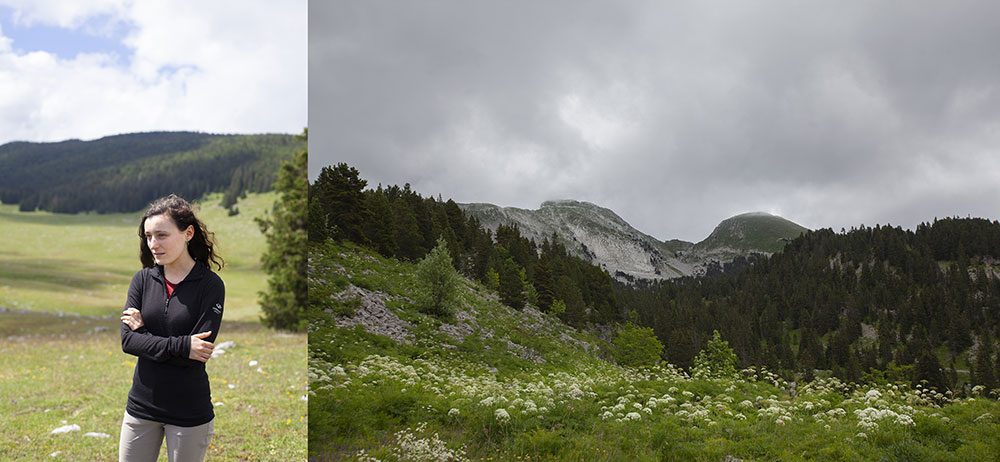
xmin=0 ymin=312 xmax=306 ymax=461
xmin=0 ymin=191 xmax=307 ymax=460
xmin=0 ymin=192 xmax=275 ymax=321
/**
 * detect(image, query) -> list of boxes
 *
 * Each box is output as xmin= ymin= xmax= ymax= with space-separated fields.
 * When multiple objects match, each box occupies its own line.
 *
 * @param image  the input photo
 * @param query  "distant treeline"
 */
xmin=619 ymin=218 xmax=1000 ymax=391
xmin=0 ymin=131 xmax=303 ymax=213
xmin=310 ymin=163 xmax=621 ymax=326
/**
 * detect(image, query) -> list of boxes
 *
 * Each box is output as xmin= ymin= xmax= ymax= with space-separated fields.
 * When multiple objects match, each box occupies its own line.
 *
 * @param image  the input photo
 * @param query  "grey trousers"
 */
xmin=118 ymin=411 xmax=214 ymax=462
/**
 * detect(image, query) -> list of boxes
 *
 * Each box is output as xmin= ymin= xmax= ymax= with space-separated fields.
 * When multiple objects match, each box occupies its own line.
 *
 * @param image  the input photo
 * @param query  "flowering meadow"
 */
xmin=309 ymin=242 xmax=1000 ymax=461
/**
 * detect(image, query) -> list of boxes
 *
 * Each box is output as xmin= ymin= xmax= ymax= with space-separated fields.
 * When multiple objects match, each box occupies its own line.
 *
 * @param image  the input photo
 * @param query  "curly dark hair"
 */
xmin=138 ymin=194 xmax=224 ymax=270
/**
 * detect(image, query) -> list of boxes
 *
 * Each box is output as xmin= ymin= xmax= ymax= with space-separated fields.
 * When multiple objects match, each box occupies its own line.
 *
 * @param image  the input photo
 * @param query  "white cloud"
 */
xmin=0 ymin=0 xmax=128 ymax=29
xmin=0 ymin=0 xmax=306 ymax=144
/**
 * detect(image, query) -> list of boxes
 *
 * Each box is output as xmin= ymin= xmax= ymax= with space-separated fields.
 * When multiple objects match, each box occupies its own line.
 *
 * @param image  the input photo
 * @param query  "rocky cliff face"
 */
xmin=461 ymin=201 xmax=808 ymax=282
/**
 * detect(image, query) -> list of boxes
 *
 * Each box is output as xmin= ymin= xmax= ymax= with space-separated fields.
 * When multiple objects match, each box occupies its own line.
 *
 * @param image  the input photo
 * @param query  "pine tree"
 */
xmin=974 ymin=334 xmax=998 ymax=389
xmin=846 ymin=350 xmax=863 ymax=384
xmin=555 ymin=275 xmax=585 ymax=327
xmin=312 ymin=162 xmax=370 ymax=245
xmin=363 ymin=188 xmax=396 ymax=257
xmin=498 ymin=257 xmax=525 ymax=310
xmin=257 ymin=131 xmax=308 ymax=331
xmin=392 ymin=198 xmax=424 ymax=260
xmin=913 ymin=349 xmax=947 ymax=391
xmin=613 ymin=323 xmax=664 ymax=367
xmin=416 ymin=237 xmax=459 ymax=317
xmin=667 ymin=327 xmax=700 ymax=370
xmin=693 ymin=330 xmax=739 ymax=379
xmin=532 ymin=258 xmax=555 ymax=311
xmin=484 ymin=268 xmax=500 ymax=291
xmin=307 ymin=190 xmax=327 ymax=242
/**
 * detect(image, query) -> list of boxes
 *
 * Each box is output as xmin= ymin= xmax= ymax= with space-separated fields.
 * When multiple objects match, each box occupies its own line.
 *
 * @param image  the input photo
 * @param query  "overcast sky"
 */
xmin=311 ymin=1 xmax=999 ymax=243
xmin=0 ymin=0 xmax=306 ymax=145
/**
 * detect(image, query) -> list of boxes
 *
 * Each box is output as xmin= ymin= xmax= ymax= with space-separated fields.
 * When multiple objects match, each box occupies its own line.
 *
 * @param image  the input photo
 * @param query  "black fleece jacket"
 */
xmin=121 ymin=261 xmax=225 ymax=427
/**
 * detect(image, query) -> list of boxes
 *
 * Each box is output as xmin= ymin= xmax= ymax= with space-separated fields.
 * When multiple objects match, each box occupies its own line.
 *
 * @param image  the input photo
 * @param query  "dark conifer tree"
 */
xmin=555 ymin=275 xmax=586 ymax=327
xmin=532 ymin=258 xmax=555 ymax=312
xmin=913 ymin=349 xmax=947 ymax=391
xmin=363 ymin=188 xmax=397 ymax=257
xmin=312 ymin=163 xmax=371 ymax=245
xmin=667 ymin=327 xmax=700 ymax=370
xmin=258 ymin=135 xmax=308 ymax=332
xmin=307 ymin=187 xmax=327 ymax=242
xmin=974 ymin=333 xmax=998 ymax=389
xmin=498 ymin=256 xmax=526 ymax=310
xmin=391 ymin=198 xmax=425 ymax=261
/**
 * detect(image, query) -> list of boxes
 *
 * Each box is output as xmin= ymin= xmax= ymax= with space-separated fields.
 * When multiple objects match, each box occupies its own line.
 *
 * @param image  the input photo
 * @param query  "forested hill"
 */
xmin=619 ymin=218 xmax=1000 ymax=391
xmin=311 ymin=163 xmax=623 ymax=327
xmin=0 ymin=131 xmax=303 ymax=213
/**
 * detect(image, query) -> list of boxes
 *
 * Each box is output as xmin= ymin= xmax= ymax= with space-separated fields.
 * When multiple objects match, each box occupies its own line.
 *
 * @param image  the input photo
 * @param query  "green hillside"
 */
xmin=694 ymin=212 xmax=809 ymax=254
xmin=0 ymin=132 xmax=303 ymax=214
xmin=309 ymin=241 xmax=1000 ymax=461
xmin=0 ymin=192 xmax=275 ymax=321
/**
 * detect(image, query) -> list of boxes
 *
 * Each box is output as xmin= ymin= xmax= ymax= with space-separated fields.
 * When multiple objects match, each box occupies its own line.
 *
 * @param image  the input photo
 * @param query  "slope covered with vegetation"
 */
xmin=310 ymin=164 xmax=622 ymax=327
xmin=693 ymin=212 xmax=809 ymax=254
xmin=311 ymin=162 xmax=1000 ymax=459
xmin=0 ymin=131 xmax=303 ymax=214
xmin=308 ymin=241 xmax=1000 ymax=461
xmin=620 ymin=219 xmax=1000 ymax=390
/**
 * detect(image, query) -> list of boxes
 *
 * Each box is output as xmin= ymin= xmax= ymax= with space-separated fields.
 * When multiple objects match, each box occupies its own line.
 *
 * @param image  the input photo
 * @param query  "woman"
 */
xmin=119 ymin=194 xmax=225 ymax=462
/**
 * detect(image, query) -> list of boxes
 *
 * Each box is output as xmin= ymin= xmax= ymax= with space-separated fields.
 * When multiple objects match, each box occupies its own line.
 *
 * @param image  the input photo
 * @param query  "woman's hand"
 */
xmin=189 ymin=331 xmax=214 ymax=362
xmin=121 ymin=307 xmax=144 ymax=331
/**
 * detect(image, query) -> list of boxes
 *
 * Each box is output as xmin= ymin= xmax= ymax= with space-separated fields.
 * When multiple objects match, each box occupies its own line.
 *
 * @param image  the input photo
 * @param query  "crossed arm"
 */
xmin=121 ymin=308 xmax=215 ymax=362
xmin=120 ymin=271 xmax=225 ymax=367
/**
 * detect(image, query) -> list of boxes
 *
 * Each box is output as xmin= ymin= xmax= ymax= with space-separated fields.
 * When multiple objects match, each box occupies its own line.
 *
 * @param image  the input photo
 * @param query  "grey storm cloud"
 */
xmin=310 ymin=0 xmax=1000 ymax=242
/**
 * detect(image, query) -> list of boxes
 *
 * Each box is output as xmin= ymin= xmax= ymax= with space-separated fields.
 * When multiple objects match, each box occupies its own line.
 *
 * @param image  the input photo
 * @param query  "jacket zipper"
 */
xmin=164 ymin=276 xmax=178 ymax=317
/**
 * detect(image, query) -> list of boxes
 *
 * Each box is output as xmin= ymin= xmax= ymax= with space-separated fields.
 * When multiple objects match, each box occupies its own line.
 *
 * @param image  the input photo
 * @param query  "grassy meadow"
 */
xmin=309 ymin=242 xmax=1000 ymax=461
xmin=0 ymin=192 xmax=307 ymax=461
xmin=0 ymin=192 xmax=275 ymax=321
xmin=0 ymin=312 xmax=306 ymax=461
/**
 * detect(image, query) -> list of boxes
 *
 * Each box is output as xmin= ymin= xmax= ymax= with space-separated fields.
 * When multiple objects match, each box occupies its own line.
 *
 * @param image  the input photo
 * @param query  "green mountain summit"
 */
xmin=461 ymin=202 xmax=809 ymax=281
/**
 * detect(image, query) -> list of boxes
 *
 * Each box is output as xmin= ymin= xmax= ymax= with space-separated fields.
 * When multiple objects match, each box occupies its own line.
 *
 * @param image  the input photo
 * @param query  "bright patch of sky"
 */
xmin=0 ymin=5 xmax=133 ymax=64
xmin=0 ymin=0 xmax=306 ymax=145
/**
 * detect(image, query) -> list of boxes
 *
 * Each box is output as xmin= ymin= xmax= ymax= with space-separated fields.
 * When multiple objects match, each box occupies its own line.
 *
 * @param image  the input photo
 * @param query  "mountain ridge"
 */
xmin=460 ymin=200 xmax=808 ymax=281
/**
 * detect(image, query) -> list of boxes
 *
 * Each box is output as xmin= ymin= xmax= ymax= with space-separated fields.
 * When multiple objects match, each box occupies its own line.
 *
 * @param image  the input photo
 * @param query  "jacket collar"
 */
xmin=150 ymin=260 xmax=207 ymax=284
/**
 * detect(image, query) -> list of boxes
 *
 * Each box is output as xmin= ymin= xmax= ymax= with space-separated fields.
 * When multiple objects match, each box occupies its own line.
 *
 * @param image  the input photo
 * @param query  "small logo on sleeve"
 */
xmin=212 ymin=303 xmax=223 ymax=315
